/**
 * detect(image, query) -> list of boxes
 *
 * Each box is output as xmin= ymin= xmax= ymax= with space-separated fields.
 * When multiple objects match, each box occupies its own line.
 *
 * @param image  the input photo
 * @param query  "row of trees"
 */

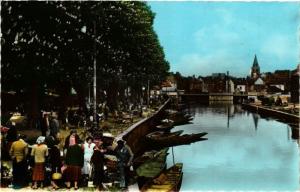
xmin=1 ymin=1 xmax=169 ymax=126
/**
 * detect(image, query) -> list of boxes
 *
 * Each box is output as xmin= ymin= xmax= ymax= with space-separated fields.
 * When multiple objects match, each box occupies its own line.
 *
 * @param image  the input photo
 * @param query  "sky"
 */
xmin=148 ymin=2 xmax=300 ymax=77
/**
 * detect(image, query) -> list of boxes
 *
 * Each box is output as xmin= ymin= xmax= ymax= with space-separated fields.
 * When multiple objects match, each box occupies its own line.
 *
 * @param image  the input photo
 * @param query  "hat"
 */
xmin=117 ymin=139 xmax=125 ymax=145
xmin=36 ymin=136 xmax=46 ymax=144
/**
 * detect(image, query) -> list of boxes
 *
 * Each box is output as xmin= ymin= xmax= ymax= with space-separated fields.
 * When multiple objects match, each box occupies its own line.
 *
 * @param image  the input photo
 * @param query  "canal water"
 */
xmin=167 ymin=103 xmax=299 ymax=191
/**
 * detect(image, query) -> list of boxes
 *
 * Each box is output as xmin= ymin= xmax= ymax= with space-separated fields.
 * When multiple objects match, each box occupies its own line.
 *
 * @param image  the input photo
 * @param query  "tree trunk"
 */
xmin=107 ymin=79 xmax=119 ymax=112
xmin=74 ymin=84 xmax=87 ymax=110
xmin=27 ymin=81 xmax=39 ymax=129
xmin=57 ymin=82 xmax=71 ymax=122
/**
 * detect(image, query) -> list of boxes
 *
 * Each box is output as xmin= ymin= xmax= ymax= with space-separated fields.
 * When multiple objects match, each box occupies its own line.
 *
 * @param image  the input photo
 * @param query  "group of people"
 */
xmin=8 ymin=129 xmax=134 ymax=191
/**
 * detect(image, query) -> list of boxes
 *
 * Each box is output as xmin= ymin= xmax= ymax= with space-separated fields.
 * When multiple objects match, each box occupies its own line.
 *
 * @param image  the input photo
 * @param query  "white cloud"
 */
xmin=174 ymin=11 xmax=250 ymax=77
xmin=174 ymin=52 xmax=248 ymax=77
xmin=215 ymin=8 xmax=234 ymax=26
xmin=169 ymin=4 xmax=300 ymax=76
xmin=260 ymin=34 xmax=299 ymax=63
xmin=194 ymin=26 xmax=241 ymax=50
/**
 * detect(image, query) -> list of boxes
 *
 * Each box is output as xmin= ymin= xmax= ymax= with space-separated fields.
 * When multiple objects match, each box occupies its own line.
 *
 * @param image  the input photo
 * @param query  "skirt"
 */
xmin=32 ymin=163 xmax=45 ymax=181
xmin=64 ymin=165 xmax=81 ymax=181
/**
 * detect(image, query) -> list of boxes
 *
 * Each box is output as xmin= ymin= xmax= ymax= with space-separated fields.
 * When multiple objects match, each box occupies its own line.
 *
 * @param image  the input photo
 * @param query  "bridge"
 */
xmin=179 ymin=92 xmax=262 ymax=103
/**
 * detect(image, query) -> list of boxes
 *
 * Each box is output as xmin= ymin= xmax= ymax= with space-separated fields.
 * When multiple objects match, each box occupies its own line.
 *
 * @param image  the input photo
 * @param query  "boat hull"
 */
xmin=141 ymin=163 xmax=183 ymax=192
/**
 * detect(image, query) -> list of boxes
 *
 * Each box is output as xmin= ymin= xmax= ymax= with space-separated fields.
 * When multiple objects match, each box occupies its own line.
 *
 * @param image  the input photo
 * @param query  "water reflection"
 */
xmin=252 ymin=113 xmax=259 ymax=131
xmin=168 ymin=104 xmax=299 ymax=191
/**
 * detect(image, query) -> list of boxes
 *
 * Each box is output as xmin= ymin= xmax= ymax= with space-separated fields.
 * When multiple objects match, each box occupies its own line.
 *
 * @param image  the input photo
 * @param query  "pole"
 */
xmin=227 ymin=71 xmax=229 ymax=93
xmin=93 ymin=21 xmax=97 ymax=130
xmin=88 ymin=83 xmax=91 ymax=105
xmin=172 ymin=147 xmax=175 ymax=166
xmin=147 ymin=79 xmax=150 ymax=108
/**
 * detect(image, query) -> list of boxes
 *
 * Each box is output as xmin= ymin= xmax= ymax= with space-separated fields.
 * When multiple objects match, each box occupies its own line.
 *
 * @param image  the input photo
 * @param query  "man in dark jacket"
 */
xmin=49 ymin=115 xmax=59 ymax=139
xmin=114 ymin=139 xmax=134 ymax=189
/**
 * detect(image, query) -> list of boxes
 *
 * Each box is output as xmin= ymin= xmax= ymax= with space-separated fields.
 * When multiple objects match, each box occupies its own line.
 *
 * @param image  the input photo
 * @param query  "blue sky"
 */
xmin=148 ymin=2 xmax=300 ymax=77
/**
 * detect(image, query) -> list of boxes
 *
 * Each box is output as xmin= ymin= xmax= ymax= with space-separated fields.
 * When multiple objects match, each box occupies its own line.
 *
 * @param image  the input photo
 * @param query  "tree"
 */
xmin=1 ymin=1 xmax=169 ymax=127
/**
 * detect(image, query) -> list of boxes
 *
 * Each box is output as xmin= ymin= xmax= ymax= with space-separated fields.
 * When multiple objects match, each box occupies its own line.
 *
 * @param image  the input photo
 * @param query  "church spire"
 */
xmin=253 ymin=54 xmax=259 ymax=67
xmin=251 ymin=54 xmax=260 ymax=79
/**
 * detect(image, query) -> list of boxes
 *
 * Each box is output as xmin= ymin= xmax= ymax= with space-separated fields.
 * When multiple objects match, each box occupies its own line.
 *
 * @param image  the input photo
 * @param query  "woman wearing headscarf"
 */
xmin=64 ymin=138 xmax=83 ymax=190
xmin=82 ymin=137 xmax=95 ymax=181
xmin=31 ymin=136 xmax=49 ymax=189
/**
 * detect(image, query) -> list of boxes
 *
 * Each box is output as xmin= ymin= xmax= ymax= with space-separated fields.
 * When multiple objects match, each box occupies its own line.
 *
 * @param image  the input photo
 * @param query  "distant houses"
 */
xmin=291 ymin=65 xmax=300 ymax=103
xmin=159 ymin=55 xmax=299 ymax=104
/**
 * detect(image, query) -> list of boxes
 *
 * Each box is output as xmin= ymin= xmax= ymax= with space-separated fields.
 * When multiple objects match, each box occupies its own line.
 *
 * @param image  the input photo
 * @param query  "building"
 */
xmin=291 ymin=65 xmax=300 ymax=103
xmin=264 ymin=70 xmax=291 ymax=93
xmin=228 ymin=80 xmax=235 ymax=93
xmin=189 ymin=77 xmax=205 ymax=93
xmin=236 ymin=85 xmax=246 ymax=93
xmin=203 ymin=76 xmax=226 ymax=93
xmin=212 ymin=73 xmax=226 ymax=79
xmin=250 ymin=77 xmax=266 ymax=92
xmin=250 ymin=55 xmax=260 ymax=79
xmin=161 ymin=75 xmax=177 ymax=94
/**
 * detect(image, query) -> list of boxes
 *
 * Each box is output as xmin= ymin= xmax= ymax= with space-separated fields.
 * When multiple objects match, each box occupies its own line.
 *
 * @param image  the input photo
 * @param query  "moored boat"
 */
xmin=146 ymin=131 xmax=208 ymax=149
xmin=141 ymin=163 xmax=183 ymax=192
xmin=146 ymin=130 xmax=184 ymax=143
xmin=133 ymin=148 xmax=169 ymax=169
xmin=136 ymin=148 xmax=170 ymax=188
xmin=155 ymin=122 xmax=174 ymax=132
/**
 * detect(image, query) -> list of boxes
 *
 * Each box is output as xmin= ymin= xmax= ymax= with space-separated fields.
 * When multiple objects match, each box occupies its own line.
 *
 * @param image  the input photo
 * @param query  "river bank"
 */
xmin=168 ymin=103 xmax=299 ymax=191
xmin=241 ymin=103 xmax=299 ymax=124
xmin=242 ymin=103 xmax=299 ymax=140
xmin=1 ymin=100 xmax=171 ymax=191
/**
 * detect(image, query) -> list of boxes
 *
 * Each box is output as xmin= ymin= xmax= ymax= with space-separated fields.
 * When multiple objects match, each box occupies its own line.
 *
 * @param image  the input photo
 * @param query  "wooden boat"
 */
xmin=133 ymin=148 xmax=169 ymax=169
xmin=146 ymin=132 xmax=208 ymax=149
xmin=136 ymin=148 xmax=170 ymax=188
xmin=165 ymin=110 xmax=194 ymax=125
xmin=166 ymin=111 xmax=194 ymax=126
xmin=165 ymin=109 xmax=179 ymax=115
xmin=161 ymin=119 xmax=174 ymax=124
xmin=146 ymin=130 xmax=184 ymax=142
xmin=141 ymin=163 xmax=183 ymax=192
xmin=155 ymin=122 xmax=174 ymax=132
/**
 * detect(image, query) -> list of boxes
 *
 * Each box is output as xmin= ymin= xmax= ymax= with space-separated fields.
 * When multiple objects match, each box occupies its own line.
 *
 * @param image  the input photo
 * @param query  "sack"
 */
xmin=52 ymin=172 xmax=62 ymax=180
xmin=52 ymin=167 xmax=62 ymax=180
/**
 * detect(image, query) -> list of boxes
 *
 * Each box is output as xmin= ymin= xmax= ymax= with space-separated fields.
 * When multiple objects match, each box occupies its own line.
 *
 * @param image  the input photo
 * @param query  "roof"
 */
xmin=267 ymin=85 xmax=284 ymax=93
xmin=254 ymin=78 xmax=264 ymax=85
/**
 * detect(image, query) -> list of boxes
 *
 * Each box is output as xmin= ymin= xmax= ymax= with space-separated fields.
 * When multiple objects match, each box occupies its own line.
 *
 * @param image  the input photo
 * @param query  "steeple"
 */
xmin=253 ymin=54 xmax=259 ymax=67
xmin=251 ymin=54 xmax=260 ymax=79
